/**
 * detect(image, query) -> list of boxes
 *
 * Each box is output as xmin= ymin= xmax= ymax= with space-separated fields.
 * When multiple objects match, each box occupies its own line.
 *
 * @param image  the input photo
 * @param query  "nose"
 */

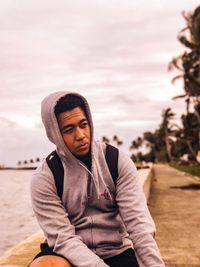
xmin=75 ymin=127 xmax=85 ymax=140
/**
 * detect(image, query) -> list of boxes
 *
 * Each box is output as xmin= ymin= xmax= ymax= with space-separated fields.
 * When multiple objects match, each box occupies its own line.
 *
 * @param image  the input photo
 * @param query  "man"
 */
xmin=30 ymin=91 xmax=165 ymax=267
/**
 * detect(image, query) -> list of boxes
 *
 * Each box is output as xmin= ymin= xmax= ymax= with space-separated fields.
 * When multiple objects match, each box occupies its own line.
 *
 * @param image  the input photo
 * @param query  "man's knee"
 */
xmin=29 ymin=255 xmax=73 ymax=267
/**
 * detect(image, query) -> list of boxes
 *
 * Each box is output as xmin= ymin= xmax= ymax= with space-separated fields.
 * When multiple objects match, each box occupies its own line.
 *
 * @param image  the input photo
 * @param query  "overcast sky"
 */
xmin=0 ymin=0 xmax=199 ymax=166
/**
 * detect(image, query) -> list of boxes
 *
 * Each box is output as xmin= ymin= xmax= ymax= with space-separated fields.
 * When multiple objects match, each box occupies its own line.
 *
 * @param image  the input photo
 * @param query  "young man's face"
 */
xmin=57 ymin=107 xmax=91 ymax=156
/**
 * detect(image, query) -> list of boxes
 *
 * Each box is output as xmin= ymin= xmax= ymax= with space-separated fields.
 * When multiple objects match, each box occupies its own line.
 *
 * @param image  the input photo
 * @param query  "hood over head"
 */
xmin=41 ymin=91 xmax=113 ymax=200
xmin=41 ymin=91 xmax=94 ymax=159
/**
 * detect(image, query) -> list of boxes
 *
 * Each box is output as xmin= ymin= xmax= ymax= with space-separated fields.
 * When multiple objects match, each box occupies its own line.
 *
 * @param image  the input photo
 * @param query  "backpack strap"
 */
xmin=105 ymin=143 xmax=119 ymax=185
xmin=46 ymin=150 xmax=64 ymax=199
xmin=46 ymin=144 xmax=119 ymax=199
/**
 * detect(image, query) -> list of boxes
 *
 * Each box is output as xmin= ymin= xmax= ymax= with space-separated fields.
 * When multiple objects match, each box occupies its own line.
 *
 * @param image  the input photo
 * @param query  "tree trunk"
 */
xmin=194 ymin=106 xmax=200 ymax=148
xmin=186 ymin=140 xmax=197 ymax=160
xmin=165 ymin=127 xmax=172 ymax=162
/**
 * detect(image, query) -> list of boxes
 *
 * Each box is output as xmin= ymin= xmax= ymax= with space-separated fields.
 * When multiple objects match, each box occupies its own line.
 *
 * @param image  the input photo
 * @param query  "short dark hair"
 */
xmin=54 ymin=94 xmax=87 ymax=117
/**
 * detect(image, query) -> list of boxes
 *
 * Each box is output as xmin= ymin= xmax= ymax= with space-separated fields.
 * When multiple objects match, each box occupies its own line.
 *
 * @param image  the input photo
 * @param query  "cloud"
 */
xmin=0 ymin=117 xmax=18 ymax=128
xmin=0 ymin=0 xmax=199 ymax=164
xmin=0 ymin=124 xmax=54 ymax=166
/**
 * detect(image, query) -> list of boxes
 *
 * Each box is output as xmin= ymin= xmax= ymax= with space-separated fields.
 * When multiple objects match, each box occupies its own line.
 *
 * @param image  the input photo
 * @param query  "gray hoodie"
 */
xmin=31 ymin=91 xmax=165 ymax=267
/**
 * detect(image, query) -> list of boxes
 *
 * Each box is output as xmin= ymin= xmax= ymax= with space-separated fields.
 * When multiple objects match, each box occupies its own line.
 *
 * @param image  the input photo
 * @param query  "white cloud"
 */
xmin=0 ymin=0 xmax=199 ymax=165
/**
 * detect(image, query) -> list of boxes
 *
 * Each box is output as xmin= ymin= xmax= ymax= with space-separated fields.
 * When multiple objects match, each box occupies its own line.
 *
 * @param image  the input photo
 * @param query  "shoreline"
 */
xmin=0 ymin=167 xmax=37 ymax=170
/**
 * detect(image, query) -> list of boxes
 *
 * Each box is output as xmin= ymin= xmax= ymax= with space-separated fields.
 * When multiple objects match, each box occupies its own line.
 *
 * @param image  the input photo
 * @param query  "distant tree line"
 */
xmin=17 ymin=157 xmax=40 ymax=166
xmin=131 ymin=5 xmax=200 ymax=164
xmin=102 ymin=135 xmax=123 ymax=147
xmin=103 ymin=6 xmax=200 ymax=165
xmin=129 ymin=107 xmax=199 ymax=163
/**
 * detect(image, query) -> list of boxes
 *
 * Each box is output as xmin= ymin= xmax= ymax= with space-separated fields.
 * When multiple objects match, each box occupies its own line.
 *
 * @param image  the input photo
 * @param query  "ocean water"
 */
xmin=0 ymin=170 xmax=40 ymax=256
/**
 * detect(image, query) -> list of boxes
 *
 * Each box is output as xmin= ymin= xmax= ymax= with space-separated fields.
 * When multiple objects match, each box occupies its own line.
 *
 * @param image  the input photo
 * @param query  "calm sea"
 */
xmin=0 ymin=170 xmax=40 ymax=256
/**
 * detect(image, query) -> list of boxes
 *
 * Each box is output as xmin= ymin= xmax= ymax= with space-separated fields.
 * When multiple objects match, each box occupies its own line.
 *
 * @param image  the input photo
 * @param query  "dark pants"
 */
xmin=104 ymin=248 xmax=139 ymax=267
xmin=33 ymin=243 xmax=139 ymax=267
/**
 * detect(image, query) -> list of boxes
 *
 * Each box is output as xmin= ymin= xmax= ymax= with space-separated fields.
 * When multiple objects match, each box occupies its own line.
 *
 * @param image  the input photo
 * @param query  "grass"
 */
xmin=170 ymin=164 xmax=200 ymax=178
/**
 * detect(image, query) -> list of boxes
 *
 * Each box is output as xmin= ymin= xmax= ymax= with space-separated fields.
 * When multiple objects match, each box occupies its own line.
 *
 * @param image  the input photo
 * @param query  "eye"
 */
xmin=63 ymin=127 xmax=73 ymax=134
xmin=80 ymin=121 xmax=89 ymax=128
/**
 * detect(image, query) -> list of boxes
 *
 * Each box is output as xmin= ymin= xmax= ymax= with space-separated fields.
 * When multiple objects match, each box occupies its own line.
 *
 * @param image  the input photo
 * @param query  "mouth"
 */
xmin=77 ymin=143 xmax=89 ymax=151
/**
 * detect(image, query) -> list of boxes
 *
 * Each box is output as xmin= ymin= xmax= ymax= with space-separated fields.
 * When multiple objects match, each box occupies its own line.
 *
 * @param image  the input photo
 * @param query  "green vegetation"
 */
xmin=170 ymin=164 xmax=200 ymax=178
xmin=102 ymin=6 xmax=200 ymax=177
xmin=129 ymin=5 xmax=200 ymax=165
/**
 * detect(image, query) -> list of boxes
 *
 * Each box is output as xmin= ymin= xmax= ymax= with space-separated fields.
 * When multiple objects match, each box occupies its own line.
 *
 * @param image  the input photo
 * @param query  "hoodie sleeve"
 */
xmin=30 ymin=163 xmax=109 ymax=267
xmin=116 ymin=152 xmax=165 ymax=267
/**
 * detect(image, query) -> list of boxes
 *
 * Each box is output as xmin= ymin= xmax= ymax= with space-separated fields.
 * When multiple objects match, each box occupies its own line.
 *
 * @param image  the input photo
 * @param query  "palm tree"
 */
xmin=160 ymin=108 xmax=176 ymax=162
xmin=130 ymin=137 xmax=143 ymax=151
xmin=113 ymin=135 xmax=123 ymax=147
xmin=169 ymin=5 xmax=200 ymax=152
xmin=130 ymin=109 xmax=176 ymax=162
xmin=36 ymin=157 xmax=40 ymax=162
xmin=102 ymin=136 xmax=110 ymax=143
xmin=169 ymin=6 xmax=200 ymax=109
xmin=181 ymin=112 xmax=199 ymax=159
